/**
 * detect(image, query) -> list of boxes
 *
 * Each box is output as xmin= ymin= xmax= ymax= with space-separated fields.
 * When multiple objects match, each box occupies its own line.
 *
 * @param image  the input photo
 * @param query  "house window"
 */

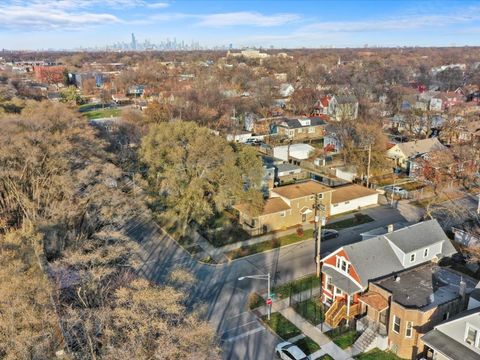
xmin=335 ymin=288 xmax=342 ymax=296
xmin=310 ymin=195 xmax=314 ymax=200
xmin=317 ymin=193 xmax=323 ymax=199
xmin=465 ymin=326 xmax=477 ymax=346
xmin=410 ymin=253 xmax=416 ymax=262
xmin=336 ymin=257 xmax=349 ymax=273
xmin=280 ymin=211 xmax=286 ymax=217
xmin=443 ymin=312 xmax=450 ymax=321
xmin=344 ymin=201 xmax=350 ymax=205
xmin=308 ymin=126 xmax=315 ymax=133
xmin=393 ymin=315 xmax=401 ymax=334
xmin=424 ymin=248 xmax=429 ymax=258
xmin=405 ymin=321 xmax=413 ymax=338
xmin=333 ymin=204 xmax=339 ymax=207
xmin=298 ymin=128 xmax=303 ymax=133
xmin=288 ymin=130 xmax=295 ymax=137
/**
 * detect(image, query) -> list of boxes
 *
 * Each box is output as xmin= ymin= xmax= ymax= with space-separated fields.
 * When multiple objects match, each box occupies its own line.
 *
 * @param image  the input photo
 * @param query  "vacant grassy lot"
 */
xmin=226 ymin=229 xmax=314 ymax=259
xmin=84 ymin=108 xmax=121 ymax=119
xmin=262 ymin=313 xmax=301 ymax=339
xmin=355 ymin=348 xmax=405 ymax=360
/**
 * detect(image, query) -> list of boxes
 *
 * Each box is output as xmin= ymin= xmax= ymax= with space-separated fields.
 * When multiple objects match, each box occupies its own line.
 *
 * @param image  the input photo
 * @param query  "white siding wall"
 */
xmin=329 ymin=194 xmax=379 ymax=216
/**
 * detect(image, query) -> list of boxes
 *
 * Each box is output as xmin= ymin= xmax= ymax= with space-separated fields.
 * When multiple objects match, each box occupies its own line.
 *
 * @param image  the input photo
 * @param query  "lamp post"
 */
xmin=239 ymin=273 xmax=271 ymax=320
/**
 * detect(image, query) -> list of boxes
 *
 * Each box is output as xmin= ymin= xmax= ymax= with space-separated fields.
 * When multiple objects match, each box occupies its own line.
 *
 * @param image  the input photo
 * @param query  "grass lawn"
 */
xmin=262 ymin=313 xmax=302 ymax=340
xmin=248 ymin=292 xmax=264 ymax=310
xmin=327 ymin=329 xmax=360 ymax=349
xmin=327 ymin=214 xmax=374 ymax=231
xmin=294 ymin=337 xmax=320 ymax=355
xmin=293 ymin=298 xmax=324 ymax=325
xmin=355 ymin=348 xmax=405 ymax=360
xmin=226 ymin=229 xmax=314 ymax=259
xmin=271 ymin=274 xmax=320 ymax=299
xmin=319 ymin=355 xmax=334 ymax=360
xmin=84 ymin=108 xmax=121 ymax=120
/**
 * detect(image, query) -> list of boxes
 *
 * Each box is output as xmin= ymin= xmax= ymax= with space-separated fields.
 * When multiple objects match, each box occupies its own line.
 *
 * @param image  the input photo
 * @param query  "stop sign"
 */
xmin=266 ymin=298 xmax=273 ymax=305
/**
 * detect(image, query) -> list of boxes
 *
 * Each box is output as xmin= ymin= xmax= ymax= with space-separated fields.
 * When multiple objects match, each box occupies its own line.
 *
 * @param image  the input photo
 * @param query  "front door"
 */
xmin=302 ymin=214 xmax=306 ymax=222
xmin=379 ymin=310 xmax=387 ymax=325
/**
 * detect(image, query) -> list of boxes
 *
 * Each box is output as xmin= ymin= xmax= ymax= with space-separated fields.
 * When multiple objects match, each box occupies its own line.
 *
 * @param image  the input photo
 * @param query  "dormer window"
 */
xmin=410 ymin=253 xmax=416 ymax=262
xmin=336 ymin=257 xmax=349 ymax=273
xmin=423 ymin=248 xmax=429 ymax=258
xmin=465 ymin=325 xmax=478 ymax=347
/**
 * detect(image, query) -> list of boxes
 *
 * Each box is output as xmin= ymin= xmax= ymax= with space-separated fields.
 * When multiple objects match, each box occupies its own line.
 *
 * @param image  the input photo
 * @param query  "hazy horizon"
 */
xmin=1 ymin=0 xmax=480 ymax=50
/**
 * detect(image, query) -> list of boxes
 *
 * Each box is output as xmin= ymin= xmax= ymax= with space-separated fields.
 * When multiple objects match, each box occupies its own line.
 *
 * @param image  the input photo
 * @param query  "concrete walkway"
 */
xmin=278 ymin=307 xmax=354 ymax=360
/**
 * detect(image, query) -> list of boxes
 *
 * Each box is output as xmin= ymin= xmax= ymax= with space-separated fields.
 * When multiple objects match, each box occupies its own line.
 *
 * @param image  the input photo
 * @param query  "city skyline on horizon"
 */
xmin=1 ymin=1 xmax=480 ymax=50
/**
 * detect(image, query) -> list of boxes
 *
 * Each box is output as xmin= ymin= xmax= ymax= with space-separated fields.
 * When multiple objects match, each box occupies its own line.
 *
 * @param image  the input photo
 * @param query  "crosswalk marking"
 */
xmin=222 ymin=326 xmax=265 ymax=342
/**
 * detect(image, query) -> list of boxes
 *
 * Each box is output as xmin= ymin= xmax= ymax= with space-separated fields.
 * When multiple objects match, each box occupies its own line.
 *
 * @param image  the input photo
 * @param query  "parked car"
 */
xmin=321 ymin=229 xmax=339 ymax=240
xmin=383 ymin=185 xmax=408 ymax=196
xmin=245 ymin=138 xmax=262 ymax=146
xmin=275 ymin=342 xmax=308 ymax=360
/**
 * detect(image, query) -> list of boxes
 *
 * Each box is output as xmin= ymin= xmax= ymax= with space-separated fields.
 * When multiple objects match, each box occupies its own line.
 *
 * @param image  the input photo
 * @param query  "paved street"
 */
xmin=128 ymin=205 xmax=406 ymax=360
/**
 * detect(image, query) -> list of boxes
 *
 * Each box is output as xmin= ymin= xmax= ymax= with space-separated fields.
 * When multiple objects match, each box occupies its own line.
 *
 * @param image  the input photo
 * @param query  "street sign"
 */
xmin=266 ymin=298 xmax=273 ymax=305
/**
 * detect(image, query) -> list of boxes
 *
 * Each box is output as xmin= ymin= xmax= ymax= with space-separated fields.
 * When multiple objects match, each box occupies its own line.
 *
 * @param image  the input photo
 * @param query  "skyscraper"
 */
xmin=131 ymin=33 xmax=137 ymax=50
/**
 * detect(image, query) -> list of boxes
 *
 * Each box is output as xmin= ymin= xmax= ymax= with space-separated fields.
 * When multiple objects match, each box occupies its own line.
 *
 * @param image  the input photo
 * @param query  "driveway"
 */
xmin=127 ymin=205 xmax=406 ymax=360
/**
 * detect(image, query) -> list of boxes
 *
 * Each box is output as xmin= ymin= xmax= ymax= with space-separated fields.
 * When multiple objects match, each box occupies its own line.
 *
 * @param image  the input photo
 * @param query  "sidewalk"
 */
xmin=215 ymin=211 xmax=366 ymax=255
xmin=279 ymin=307 xmax=354 ymax=360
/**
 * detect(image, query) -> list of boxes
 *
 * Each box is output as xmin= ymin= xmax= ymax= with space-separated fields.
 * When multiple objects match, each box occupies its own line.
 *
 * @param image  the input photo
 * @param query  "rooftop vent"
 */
xmin=394 ymin=275 xmax=401 ymax=282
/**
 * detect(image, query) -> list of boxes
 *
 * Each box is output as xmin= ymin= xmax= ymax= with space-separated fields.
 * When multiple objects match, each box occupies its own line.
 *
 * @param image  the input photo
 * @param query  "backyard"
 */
xmin=83 ymin=107 xmax=121 ymax=120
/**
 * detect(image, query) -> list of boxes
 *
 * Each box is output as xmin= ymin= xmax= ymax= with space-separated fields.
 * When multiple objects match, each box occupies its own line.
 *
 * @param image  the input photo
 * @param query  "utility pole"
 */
xmin=366 ymin=143 xmax=372 ymax=188
xmin=314 ymin=194 xmax=326 ymax=278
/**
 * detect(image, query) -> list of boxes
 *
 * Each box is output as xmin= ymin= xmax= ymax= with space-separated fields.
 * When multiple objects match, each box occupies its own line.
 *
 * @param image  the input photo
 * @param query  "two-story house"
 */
xmin=234 ymin=180 xmax=333 ymax=236
xmin=357 ymin=264 xmax=476 ymax=359
xmin=386 ymin=137 xmax=446 ymax=172
xmin=274 ymin=116 xmax=327 ymax=141
xmin=320 ymin=220 xmax=457 ymax=328
xmin=422 ymin=307 xmax=480 ymax=360
xmin=329 ymin=95 xmax=359 ymax=121
xmin=234 ymin=181 xmax=379 ymax=236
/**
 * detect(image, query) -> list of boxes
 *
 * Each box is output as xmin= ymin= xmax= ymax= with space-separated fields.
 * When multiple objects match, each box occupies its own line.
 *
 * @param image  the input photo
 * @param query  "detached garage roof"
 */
xmin=331 ymin=184 xmax=378 ymax=204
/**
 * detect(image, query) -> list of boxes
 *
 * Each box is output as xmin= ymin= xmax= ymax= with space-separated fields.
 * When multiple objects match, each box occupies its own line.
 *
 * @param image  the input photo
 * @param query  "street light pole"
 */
xmin=314 ymin=194 xmax=326 ymax=278
xmin=238 ymin=273 xmax=272 ymax=320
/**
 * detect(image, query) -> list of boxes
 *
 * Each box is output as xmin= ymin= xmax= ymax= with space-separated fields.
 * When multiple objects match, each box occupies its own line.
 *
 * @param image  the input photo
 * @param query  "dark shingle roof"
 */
xmin=422 ymin=327 xmax=480 ymax=360
xmin=280 ymin=117 xmax=326 ymax=129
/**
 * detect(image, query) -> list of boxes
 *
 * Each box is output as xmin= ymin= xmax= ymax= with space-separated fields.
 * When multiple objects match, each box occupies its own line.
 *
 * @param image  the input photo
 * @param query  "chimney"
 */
xmin=459 ymin=277 xmax=466 ymax=298
xmin=387 ymin=224 xmax=394 ymax=233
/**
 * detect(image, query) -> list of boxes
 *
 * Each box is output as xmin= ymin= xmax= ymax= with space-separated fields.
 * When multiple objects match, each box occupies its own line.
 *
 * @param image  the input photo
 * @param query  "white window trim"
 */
xmin=410 ymin=253 xmax=416 ymax=262
xmin=393 ymin=315 xmax=401 ymax=334
xmin=308 ymin=126 xmax=315 ymax=133
xmin=405 ymin=321 xmax=413 ymax=338
xmin=423 ymin=248 xmax=429 ymax=258
xmin=336 ymin=256 xmax=350 ymax=274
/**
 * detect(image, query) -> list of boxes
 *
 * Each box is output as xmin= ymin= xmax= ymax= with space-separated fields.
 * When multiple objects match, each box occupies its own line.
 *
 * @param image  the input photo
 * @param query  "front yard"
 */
xmin=326 ymin=328 xmax=360 ymax=349
xmin=262 ymin=312 xmax=302 ymax=339
xmin=226 ymin=229 xmax=314 ymax=259
xmin=293 ymin=297 xmax=325 ymax=325
xmin=355 ymin=348 xmax=405 ymax=360
xmin=261 ymin=313 xmax=320 ymax=355
xmin=326 ymin=214 xmax=374 ymax=230
xmin=271 ymin=274 xmax=320 ymax=300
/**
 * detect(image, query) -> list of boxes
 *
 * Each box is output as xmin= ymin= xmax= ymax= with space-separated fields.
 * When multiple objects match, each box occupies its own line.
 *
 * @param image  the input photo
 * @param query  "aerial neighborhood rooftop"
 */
xmin=1 ymin=11 xmax=480 ymax=360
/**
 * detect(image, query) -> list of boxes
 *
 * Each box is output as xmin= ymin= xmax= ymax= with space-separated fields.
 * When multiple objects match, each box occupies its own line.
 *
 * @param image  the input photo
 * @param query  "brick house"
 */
xmin=234 ymin=181 xmax=378 ymax=236
xmin=234 ymin=180 xmax=332 ymax=236
xmin=359 ymin=264 xmax=476 ymax=359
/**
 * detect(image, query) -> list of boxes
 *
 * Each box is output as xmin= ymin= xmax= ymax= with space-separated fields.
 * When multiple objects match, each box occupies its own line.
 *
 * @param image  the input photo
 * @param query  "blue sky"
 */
xmin=1 ymin=0 xmax=480 ymax=49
